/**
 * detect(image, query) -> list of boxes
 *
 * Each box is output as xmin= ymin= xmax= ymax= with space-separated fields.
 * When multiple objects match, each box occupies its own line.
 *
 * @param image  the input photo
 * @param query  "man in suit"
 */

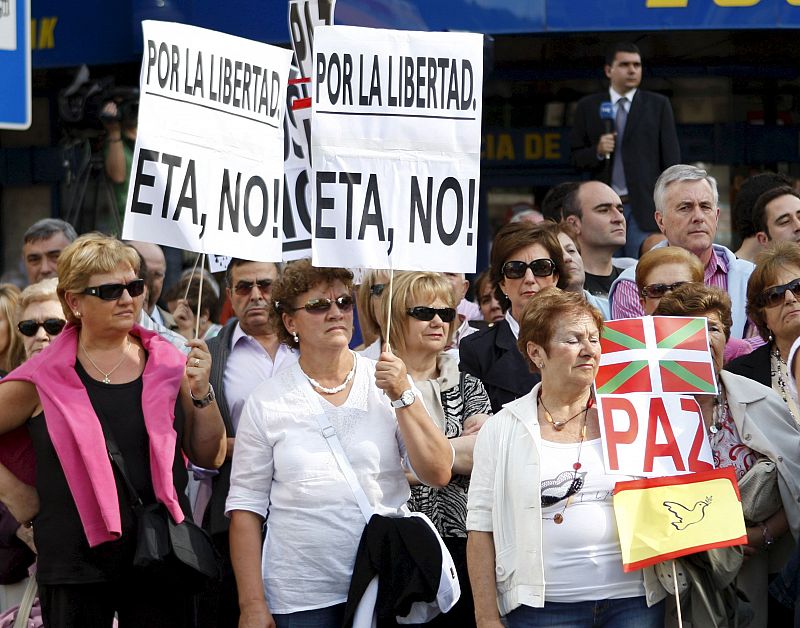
xmin=570 ymin=42 xmax=681 ymax=258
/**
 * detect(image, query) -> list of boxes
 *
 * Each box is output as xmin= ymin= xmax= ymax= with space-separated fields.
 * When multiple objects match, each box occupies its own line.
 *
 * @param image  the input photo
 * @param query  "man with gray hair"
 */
xmin=21 ymin=218 xmax=77 ymax=285
xmin=609 ymin=164 xmax=756 ymax=341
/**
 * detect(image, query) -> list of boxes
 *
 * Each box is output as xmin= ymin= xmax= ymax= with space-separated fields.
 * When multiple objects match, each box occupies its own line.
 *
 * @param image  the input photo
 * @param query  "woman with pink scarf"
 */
xmin=0 ymin=234 xmax=226 ymax=628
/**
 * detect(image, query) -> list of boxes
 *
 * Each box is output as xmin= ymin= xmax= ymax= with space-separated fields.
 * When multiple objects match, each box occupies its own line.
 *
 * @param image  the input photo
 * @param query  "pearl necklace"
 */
xmin=81 ymin=337 xmax=130 ymax=384
xmin=300 ymin=351 xmax=356 ymax=394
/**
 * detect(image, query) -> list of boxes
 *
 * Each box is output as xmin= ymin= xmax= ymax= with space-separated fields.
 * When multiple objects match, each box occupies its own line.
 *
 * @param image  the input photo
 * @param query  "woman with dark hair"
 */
xmin=474 ymin=271 xmax=503 ymax=323
xmin=0 ymin=233 xmax=226 ymax=627
xmin=728 ymin=241 xmax=800 ymax=422
xmin=170 ymin=275 xmax=223 ymax=341
xmin=468 ymin=288 xmax=665 ymax=627
xmin=227 ymin=259 xmax=452 ymax=628
xmin=656 ymin=283 xmax=800 ymax=628
xmin=459 ymin=222 xmax=567 ymax=414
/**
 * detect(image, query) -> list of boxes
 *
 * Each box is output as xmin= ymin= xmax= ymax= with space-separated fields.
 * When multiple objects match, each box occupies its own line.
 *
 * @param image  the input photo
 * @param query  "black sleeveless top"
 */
xmin=28 ymin=360 xmax=190 ymax=584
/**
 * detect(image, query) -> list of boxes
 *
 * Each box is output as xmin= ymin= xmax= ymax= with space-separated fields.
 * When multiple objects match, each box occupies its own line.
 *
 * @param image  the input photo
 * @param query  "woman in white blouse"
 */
xmin=467 ymin=288 xmax=666 ymax=627
xmin=226 ymin=259 xmax=451 ymax=628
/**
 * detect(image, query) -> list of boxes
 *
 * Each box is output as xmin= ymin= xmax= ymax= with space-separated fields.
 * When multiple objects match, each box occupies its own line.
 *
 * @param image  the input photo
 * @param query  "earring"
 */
xmin=74 ymin=311 xmax=81 ymax=318
xmin=292 ymin=332 xmax=299 ymax=344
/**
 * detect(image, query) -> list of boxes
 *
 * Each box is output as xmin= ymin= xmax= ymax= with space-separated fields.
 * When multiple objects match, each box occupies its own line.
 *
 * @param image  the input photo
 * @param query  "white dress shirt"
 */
xmin=223 ymin=323 xmax=298 ymax=431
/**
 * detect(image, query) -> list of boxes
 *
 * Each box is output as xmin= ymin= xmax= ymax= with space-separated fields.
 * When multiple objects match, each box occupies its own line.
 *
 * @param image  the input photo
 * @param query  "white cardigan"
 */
xmin=466 ymin=384 xmax=665 ymax=616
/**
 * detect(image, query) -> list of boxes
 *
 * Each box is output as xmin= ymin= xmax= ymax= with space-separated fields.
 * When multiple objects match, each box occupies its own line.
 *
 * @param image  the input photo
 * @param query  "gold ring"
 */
xmin=193 ymin=358 xmax=200 ymax=368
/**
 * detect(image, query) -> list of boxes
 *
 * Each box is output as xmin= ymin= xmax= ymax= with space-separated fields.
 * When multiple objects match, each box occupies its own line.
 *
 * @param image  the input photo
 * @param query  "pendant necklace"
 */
xmin=300 ymin=351 xmax=356 ymax=394
xmin=540 ymin=395 xmax=592 ymax=525
xmin=81 ymin=337 xmax=130 ymax=384
xmin=709 ymin=389 xmax=726 ymax=435
xmin=538 ymin=390 xmax=594 ymax=431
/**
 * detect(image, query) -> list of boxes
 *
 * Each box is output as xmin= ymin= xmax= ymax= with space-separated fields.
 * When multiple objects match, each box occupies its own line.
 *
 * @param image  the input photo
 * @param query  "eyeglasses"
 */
xmin=501 ymin=259 xmax=556 ymax=280
xmin=289 ymin=294 xmax=354 ymax=314
xmin=756 ymin=277 xmax=800 ymax=308
xmin=17 ymin=318 xmax=66 ymax=337
xmin=640 ymin=281 xmax=689 ymax=299
xmin=233 ymin=279 xmax=273 ymax=297
xmin=406 ymin=306 xmax=457 ymax=323
xmin=82 ymin=279 xmax=145 ymax=301
xmin=369 ymin=284 xmax=385 ymax=297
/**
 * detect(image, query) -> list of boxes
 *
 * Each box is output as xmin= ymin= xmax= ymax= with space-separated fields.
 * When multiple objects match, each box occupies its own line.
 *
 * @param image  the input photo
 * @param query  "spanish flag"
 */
xmin=613 ymin=467 xmax=747 ymax=572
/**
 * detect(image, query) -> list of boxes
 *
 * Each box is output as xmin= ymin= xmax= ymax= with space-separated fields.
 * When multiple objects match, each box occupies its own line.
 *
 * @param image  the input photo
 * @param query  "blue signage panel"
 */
xmin=0 ymin=0 xmax=31 ymax=129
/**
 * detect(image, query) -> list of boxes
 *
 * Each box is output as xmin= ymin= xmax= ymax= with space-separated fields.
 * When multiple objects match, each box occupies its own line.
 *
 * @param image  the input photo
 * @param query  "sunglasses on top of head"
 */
xmin=756 ymin=277 xmax=800 ymax=308
xmin=17 ymin=318 xmax=67 ymax=337
xmin=285 ymin=294 xmax=354 ymax=314
xmin=406 ymin=306 xmax=457 ymax=323
xmin=233 ymin=279 xmax=273 ymax=296
xmin=640 ymin=281 xmax=689 ymax=299
xmin=82 ymin=279 xmax=145 ymax=301
xmin=501 ymin=259 xmax=556 ymax=280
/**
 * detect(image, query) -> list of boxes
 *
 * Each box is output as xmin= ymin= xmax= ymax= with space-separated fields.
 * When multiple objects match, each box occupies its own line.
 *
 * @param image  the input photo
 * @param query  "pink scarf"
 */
xmin=0 ymin=323 xmax=186 ymax=547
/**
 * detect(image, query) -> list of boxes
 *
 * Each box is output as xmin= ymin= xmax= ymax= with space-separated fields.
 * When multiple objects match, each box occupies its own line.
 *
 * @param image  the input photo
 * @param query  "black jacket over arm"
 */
xmin=458 ymin=321 xmax=539 ymax=415
xmin=569 ymin=90 xmax=681 ymax=232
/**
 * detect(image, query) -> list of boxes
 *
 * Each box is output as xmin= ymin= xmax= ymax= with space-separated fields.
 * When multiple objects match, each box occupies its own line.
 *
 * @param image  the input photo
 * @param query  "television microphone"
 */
xmin=599 ymin=101 xmax=614 ymax=160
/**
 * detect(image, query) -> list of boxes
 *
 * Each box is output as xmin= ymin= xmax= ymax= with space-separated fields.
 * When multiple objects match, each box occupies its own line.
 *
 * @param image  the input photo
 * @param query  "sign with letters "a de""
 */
xmin=122 ymin=21 xmax=293 ymax=262
xmin=597 ymin=394 xmax=715 ymax=478
xmin=311 ymin=25 xmax=483 ymax=272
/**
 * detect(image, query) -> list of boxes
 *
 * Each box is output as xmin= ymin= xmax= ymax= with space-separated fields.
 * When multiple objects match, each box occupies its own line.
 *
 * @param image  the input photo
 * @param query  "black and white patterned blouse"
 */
xmin=408 ymin=372 xmax=492 ymax=538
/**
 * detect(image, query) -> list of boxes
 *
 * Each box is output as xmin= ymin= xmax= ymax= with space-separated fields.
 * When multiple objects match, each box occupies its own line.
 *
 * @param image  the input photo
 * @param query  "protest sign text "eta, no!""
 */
xmin=311 ymin=25 xmax=483 ymax=272
xmin=122 ymin=21 xmax=292 ymax=262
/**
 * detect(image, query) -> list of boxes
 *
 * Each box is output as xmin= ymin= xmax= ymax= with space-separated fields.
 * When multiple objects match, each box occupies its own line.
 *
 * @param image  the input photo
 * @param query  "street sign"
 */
xmin=0 ymin=0 xmax=31 ymax=129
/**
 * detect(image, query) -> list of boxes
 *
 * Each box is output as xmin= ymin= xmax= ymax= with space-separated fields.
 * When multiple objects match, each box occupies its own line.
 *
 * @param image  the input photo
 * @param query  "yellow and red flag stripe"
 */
xmin=613 ymin=467 xmax=747 ymax=572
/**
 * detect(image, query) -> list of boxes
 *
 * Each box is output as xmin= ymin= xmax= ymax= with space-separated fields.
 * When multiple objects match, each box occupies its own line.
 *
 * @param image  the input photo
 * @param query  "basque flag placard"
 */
xmin=596 ymin=317 xmax=717 ymax=395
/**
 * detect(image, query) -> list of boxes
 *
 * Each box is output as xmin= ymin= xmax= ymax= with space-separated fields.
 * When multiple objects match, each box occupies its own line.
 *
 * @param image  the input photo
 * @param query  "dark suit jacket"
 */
xmin=204 ymin=318 xmax=239 ymax=536
xmin=569 ymin=90 xmax=681 ymax=232
xmin=724 ymin=342 xmax=771 ymax=388
xmin=458 ymin=320 xmax=539 ymax=415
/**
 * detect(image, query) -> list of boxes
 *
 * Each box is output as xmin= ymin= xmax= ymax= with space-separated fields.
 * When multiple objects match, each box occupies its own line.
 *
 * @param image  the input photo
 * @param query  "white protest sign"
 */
xmin=207 ymin=255 xmax=231 ymax=273
xmin=597 ymin=394 xmax=715 ymax=477
xmin=311 ymin=25 xmax=483 ymax=272
xmin=288 ymin=0 xmax=336 ymax=80
xmin=122 ymin=21 xmax=293 ymax=262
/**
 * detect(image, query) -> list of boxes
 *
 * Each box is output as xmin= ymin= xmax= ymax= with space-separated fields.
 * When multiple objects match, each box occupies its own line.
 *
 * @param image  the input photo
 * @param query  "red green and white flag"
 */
xmin=596 ymin=317 xmax=717 ymax=395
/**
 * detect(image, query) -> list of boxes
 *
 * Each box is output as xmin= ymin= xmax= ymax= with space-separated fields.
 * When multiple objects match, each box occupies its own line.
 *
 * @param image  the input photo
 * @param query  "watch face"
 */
xmin=401 ymin=390 xmax=415 ymax=405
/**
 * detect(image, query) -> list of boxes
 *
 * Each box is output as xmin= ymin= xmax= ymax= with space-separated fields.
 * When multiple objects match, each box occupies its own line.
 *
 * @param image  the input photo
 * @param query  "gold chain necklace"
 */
xmin=81 ymin=337 xmax=130 ymax=384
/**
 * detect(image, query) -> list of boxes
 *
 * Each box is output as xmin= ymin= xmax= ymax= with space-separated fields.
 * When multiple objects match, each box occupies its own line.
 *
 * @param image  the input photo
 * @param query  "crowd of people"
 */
xmin=1 ymin=41 xmax=800 ymax=628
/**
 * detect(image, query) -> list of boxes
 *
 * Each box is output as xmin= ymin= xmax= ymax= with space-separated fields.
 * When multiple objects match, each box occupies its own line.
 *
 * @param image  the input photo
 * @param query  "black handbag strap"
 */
xmin=97 ymin=415 xmax=145 ymax=511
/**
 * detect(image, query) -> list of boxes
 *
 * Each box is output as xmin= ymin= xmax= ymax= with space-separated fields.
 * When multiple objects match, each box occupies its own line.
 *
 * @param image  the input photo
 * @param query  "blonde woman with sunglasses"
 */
xmin=227 ymin=259 xmax=452 ymax=628
xmin=0 ymin=234 xmax=226 ymax=627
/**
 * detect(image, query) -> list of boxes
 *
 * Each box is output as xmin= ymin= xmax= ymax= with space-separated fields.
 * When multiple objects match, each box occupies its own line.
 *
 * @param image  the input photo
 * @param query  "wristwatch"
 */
xmin=390 ymin=389 xmax=416 ymax=409
xmin=191 ymin=384 xmax=216 ymax=408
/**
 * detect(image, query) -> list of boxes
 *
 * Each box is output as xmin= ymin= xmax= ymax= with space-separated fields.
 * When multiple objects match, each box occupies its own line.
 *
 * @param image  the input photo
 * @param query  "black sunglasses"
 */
xmin=757 ymin=277 xmax=800 ymax=308
xmin=502 ymin=259 xmax=556 ymax=280
xmin=233 ymin=279 xmax=273 ymax=296
xmin=369 ymin=284 xmax=385 ymax=297
xmin=82 ymin=279 xmax=145 ymax=301
xmin=18 ymin=318 xmax=66 ymax=337
xmin=289 ymin=294 xmax=354 ymax=314
xmin=640 ymin=281 xmax=689 ymax=299
xmin=406 ymin=306 xmax=457 ymax=323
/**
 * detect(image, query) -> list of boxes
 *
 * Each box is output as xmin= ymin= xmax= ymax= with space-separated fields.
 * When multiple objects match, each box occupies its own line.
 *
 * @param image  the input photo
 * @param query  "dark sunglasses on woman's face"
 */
xmin=757 ymin=277 xmax=800 ymax=308
xmin=233 ymin=279 xmax=273 ymax=296
xmin=82 ymin=279 xmax=146 ymax=301
xmin=369 ymin=284 xmax=386 ymax=297
xmin=406 ymin=306 xmax=457 ymax=323
xmin=289 ymin=294 xmax=354 ymax=314
xmin=501 ymin=258 xmax=556 ymax=280
xmin=640 ymin=281 xmax=689 ymax=299
xmin=18 ymin=318 xmax=66 ymax=337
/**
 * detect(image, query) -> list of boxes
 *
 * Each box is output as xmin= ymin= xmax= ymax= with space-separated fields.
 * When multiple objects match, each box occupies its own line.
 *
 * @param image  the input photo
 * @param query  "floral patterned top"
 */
xmin=708 ymin=399 xmax=756 ymax=479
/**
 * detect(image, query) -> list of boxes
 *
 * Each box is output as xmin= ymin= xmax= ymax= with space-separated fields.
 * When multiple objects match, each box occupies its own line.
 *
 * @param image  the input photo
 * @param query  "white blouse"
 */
xmin=226 ymin=353 xmax=412 ymax=614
